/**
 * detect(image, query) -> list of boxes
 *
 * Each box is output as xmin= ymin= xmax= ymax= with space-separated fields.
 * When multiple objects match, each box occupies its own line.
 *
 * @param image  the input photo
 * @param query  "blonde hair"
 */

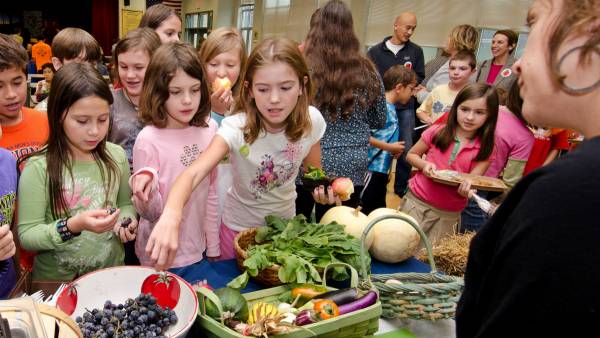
xmin=236 ymin=38 xmax=312 ymax=144
xmin=197 ymin=27 xmax=247 ymax=95
xmin=447 ymin=24 xmax=479 ymax=54
xmin=139 ymin=42 xmax=210 ymax=128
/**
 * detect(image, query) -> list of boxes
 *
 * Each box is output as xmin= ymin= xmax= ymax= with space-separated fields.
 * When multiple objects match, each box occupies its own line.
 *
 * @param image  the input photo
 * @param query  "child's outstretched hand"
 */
xmin=422 ymin=162 xmax=437 ymax=177
xmin=210 ymin=86 xmax=234 ymax=115
xmin=458 ymin=179 xmax=475 ymax=198
xmin=312 ymin=185 xmax=342 ymax=205
xmin=113 ymin=216 xmax=138 ymax=243
xmin=145 ymin=209 xmax=181 ymax=271
xmin=131 ymin=172 xmax=153 ymax=202
xmin=0 ymin=224 xmax=16 ymax=261
xmin=69 ymin=208 xmax=120 ymax=234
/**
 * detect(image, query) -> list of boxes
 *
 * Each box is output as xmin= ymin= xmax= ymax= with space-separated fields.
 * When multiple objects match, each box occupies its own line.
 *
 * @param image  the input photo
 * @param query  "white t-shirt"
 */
xmin=385 ymin=39 xmax=405 ymax=55
xmin=217 ymin=106 xmax=326 ymax=231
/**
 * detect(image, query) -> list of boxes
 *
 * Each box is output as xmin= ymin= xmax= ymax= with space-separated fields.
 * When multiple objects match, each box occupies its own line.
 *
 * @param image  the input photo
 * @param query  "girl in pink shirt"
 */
xmin=401 ymin=83 xmax=499 ymax=243
xmin=129 ymin=43 xmax=219 ymax=271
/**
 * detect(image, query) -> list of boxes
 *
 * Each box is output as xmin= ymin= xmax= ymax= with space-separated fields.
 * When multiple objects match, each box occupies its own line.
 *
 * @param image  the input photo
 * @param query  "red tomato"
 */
xmin=56 ymin=284 xmax=78 ymax=316
xmin=141 ymin=273 xmax=181 ymax=309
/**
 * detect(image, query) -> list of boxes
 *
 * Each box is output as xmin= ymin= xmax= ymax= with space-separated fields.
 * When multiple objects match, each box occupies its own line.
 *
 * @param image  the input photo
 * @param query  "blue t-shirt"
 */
xmin=0 ymin=147 xmax=17 ymax=298
xmin=367 ymin=102 xmax=400 ymax=174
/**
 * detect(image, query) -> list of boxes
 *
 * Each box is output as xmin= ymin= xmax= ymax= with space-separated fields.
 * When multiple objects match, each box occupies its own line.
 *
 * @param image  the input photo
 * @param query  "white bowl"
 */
xmin=56 ymin=266 xmax=198 ymax=338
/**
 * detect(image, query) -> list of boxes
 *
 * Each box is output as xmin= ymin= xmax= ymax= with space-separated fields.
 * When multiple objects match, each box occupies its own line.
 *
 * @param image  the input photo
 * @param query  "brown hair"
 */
xmin=139 ymin=4 xmax=181 ymax=29
xmin=0 ymin=33 xmax=28 ymax=73
xmin=303 ymin=0 xmax=381 ymax=121
xmin=51 ymin=28 xmax=102 ymax=64
xmin=19 ymin=63 xmax=117 ymax=219
xmin=236 ymin=37 xmax=312 ymax=144
xmin=139 ymin=42 xmax=210 ymax=128
xmin=505 ymin=80 xmax=526 ymax=124
xmin=112 ymin=28 xmax=161 ymax=86
xmin=382 ymin=65 xmax=416 ymax=91
xmin=450 ymin=50 xmax=477 ymax=70
xmin=433 ymin=83 xmax=499 ymax=162
xmin=547 ymin=0 xmax=600 ymax=91
xmin=494 ymin=29 xmax=518 ymax=54
xmin=447 ymin=24 xmax=480 ymax=54
xmin=197 ymin=27 xmax=247 ymax=95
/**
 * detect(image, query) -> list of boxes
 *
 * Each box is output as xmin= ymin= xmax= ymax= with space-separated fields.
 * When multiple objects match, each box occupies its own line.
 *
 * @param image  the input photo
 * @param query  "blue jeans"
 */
xmin=460 ymin=192 xmax=489 ymax=232
xmin=394 ymin=108 xmax=415 ymax=196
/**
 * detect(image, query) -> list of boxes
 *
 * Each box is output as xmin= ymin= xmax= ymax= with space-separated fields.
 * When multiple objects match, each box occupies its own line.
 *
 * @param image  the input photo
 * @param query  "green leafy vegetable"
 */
xmin=303 ymin=165 xmax=328 ymax=180
xmin=233 ymin=215 xmax=371 ymax=286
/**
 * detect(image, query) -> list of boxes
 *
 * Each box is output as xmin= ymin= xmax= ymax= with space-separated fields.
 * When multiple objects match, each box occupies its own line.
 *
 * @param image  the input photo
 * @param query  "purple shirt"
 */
xmin=485 ymin=106 xmax=535 ymax=178
xmin=0 ymin=148 xmax=17 ymax=298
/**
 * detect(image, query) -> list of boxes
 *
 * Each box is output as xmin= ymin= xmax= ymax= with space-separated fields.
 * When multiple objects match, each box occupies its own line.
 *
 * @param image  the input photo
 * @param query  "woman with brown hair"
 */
xmin=457 ymin=0 xmax=600 ymax=336
xmin=475 ymin=29 xmax=519 ymax=92
xmin=296 ymin=0 xmax=386 ymax=221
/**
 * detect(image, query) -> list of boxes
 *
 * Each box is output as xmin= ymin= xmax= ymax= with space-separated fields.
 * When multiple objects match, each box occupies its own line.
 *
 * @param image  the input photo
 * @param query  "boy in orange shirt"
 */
xmin=0 ymin=33 xmax=49 ymax=272
xmin=0 ymin=34 xmax=49 ymax=161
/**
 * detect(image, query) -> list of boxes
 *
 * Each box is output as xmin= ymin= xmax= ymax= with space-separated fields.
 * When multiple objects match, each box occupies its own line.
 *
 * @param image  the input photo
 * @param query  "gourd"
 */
xmin=367 ymin=208 xmax=420 ymax=263
xmin=320 ymin=206 xmax=374 ymax=249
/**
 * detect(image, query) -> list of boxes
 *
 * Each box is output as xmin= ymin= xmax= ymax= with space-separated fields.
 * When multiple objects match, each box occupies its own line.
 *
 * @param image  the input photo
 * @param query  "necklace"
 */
xmin=123 ymin=90 xmax=139 ymax=111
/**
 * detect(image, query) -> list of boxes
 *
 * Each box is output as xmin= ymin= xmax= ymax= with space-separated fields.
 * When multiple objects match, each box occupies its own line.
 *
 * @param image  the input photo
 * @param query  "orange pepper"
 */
xmin=313 ymin=299 xmax=340 ymax=320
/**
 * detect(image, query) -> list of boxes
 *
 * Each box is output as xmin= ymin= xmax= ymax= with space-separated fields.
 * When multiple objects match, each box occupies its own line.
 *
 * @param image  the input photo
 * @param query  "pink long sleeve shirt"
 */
xmin=131 ymin=122 xmax=219 ymax=268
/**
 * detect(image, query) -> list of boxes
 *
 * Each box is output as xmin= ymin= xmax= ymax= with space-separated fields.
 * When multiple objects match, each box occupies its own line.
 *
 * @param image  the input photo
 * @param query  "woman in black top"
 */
xmin=457 ymin=0 xmax=600 ymax=337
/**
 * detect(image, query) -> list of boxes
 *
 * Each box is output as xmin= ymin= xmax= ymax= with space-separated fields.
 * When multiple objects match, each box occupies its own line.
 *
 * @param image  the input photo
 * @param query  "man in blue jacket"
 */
xmin=368 ymin=12 xmax=424 ymax=197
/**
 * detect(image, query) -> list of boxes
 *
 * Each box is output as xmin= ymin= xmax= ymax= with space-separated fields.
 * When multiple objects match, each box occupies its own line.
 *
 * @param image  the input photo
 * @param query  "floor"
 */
xmin=385 ymin=159 xmax=402 ymax=209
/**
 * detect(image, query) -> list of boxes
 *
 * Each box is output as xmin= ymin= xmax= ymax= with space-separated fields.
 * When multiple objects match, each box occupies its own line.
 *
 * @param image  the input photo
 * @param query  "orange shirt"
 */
xmin=0 ymin=107 xmax=49 ymax=162
xmin=31 ymin=41 xmax=52 ymax=71
xmin=0 ymin=107 xmax=48 ymax=270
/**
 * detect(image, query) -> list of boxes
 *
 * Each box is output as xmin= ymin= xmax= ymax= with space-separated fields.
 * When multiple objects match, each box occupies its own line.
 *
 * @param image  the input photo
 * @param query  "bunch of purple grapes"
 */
xmin=76 ymin=293 xmax=178 ymax=338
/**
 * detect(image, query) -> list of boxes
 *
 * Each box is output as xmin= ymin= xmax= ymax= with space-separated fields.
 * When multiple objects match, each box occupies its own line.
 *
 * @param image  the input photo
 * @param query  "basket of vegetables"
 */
xmin=233 ymin=215 xmax=370 ymax=287
xmin=357 ymin=214 xmax=464 ymax=320
xmin=196 ymin=263 xmax=382 ymax=338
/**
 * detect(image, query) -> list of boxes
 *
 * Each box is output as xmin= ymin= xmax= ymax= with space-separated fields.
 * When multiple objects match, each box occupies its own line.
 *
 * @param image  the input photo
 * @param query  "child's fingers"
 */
xmin=0 ymin=240 xmax=15 ymax=261
xmin=155 ymin=247 xmax=170 ymax=271
xmin=0 ymin=224 xmax=10 ymax=237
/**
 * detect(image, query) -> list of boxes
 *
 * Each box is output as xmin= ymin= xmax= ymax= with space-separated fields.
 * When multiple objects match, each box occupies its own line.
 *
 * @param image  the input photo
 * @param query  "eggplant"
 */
xmin=294 ymin=309 xmax=320 ymax=326
xmin=337 ymin=291 xmax=378 ymax=315
xmin=315 ymin=287 xmax=359 ymax=306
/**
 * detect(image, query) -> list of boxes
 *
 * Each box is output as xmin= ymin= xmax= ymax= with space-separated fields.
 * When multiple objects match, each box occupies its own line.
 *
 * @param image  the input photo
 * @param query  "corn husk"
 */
xmin=417 ymin=232 xmax=475 ymax=276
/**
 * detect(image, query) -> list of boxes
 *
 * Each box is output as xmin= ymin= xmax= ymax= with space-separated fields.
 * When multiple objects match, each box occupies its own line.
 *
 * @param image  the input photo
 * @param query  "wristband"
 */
xmin=56 ymin=218 xmax=81 ymax=242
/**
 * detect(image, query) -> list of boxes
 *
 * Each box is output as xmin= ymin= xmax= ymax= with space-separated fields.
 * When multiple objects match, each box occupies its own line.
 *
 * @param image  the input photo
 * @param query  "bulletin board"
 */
xmin=121 ymin=9 xmax=143 ymax=37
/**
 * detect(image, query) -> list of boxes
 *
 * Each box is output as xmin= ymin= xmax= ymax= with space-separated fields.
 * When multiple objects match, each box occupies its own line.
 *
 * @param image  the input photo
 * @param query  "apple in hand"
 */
xmin=332 ymin=177 xmax=354 ymax=201
xmin=212 ymin=77 xmax=232 ymax=92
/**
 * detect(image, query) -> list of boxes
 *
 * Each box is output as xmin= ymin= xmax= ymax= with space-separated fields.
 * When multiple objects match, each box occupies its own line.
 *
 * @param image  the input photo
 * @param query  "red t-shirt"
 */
xmin=523 ymin=128 xmax=569 ymax=176
xmin=487 ymin=63 xmax=503 ymax=85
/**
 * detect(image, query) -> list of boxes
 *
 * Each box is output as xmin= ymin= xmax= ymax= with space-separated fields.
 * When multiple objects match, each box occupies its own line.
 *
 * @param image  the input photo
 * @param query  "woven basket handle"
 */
xmin=359 ymin=214 xmax=438 ymax=281
xmin=321 ymin=262 xmax=359 ymax=288
xmin=194 ymin=286 xmax=226 ymax=325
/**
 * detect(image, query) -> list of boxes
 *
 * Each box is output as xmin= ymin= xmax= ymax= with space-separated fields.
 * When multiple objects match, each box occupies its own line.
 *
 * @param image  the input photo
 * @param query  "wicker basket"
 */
xmin=196 ymin=263 xmax=382 ymax=338
xmin=234 ymin=228 xmax=283 ymax=286
xmin=357 ymin=214 xmax=464 ymax=320
xmin=234 ymin=228 xmax=326 ymax=287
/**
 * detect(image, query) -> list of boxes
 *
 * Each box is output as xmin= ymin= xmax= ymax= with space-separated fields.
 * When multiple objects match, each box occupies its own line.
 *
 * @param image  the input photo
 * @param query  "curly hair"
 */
xmin=447 ymin=24 xmax=480 ymax=54
xmin=303 ymin=0 xmax=381 ymax=121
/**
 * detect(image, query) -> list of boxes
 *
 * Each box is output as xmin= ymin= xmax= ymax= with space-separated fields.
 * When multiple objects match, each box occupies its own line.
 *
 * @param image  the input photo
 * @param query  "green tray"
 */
xmin=196 ymin=263 xmax=382 ymax=338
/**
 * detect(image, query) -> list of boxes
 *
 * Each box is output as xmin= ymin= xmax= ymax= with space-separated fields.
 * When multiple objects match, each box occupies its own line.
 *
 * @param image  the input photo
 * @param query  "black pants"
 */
xmin=295 ymin=184 xmax=364 ymax=223
xmin=360 ymin=171 xmax=389 ymax=215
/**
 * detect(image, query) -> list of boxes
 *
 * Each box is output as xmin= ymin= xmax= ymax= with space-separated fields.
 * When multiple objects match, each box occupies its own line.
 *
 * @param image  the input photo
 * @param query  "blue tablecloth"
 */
xmin=174 ymin=257 xmax=431 ymax=292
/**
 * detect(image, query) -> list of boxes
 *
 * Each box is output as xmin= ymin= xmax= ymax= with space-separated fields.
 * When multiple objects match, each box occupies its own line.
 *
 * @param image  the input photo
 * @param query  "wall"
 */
xmin=119 ymin=0 xmax=146 ymax=37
